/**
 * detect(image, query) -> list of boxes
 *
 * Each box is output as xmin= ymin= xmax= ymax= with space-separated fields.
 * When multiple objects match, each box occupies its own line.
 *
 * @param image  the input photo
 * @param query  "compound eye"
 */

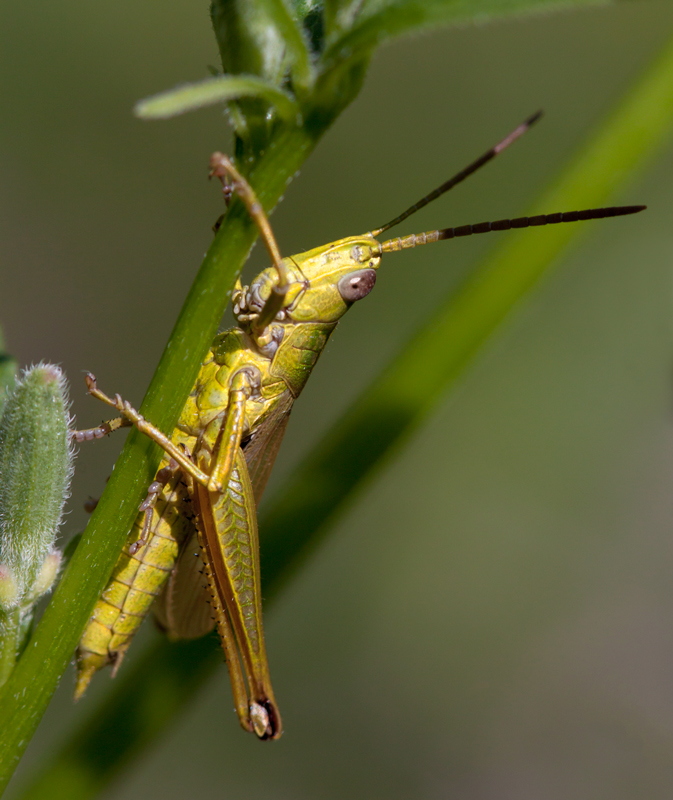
xmin=337 ymin=269 xmax=377 ymax=302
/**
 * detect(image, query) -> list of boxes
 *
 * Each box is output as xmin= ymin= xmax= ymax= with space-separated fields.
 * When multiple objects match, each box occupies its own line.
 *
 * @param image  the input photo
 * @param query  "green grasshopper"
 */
xmin=73 ymin=112 xmax=644 ymax=740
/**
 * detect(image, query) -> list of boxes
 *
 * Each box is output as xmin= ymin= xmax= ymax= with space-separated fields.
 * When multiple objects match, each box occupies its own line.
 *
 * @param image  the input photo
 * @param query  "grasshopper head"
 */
xmin=234 ymin=234 xmax=383 ymax=328
xmin=287 ymin=234 xmax=383 ymax=323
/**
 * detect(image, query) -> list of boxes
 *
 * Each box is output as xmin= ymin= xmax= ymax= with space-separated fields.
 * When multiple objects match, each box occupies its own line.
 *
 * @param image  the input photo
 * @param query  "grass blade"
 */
xmin=323 ymin=0 xmax=624 ymax=67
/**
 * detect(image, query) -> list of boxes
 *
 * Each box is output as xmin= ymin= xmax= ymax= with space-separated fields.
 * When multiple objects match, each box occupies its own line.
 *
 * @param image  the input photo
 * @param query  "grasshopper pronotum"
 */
xmin=74 ymin=112 xmax=644 ymax=740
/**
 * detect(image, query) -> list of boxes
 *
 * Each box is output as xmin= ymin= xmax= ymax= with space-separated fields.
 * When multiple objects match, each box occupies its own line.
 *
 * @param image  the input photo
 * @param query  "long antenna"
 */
xmin=370 ymin=111 xmax=543 ymax=237
xmin=378 ymin=205 xmax=646 ymax=253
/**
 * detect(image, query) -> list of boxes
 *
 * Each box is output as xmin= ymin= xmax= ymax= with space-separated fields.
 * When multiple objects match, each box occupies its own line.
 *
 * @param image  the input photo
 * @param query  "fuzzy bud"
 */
xmin=0 ymin=364 xmax=74 ymax=611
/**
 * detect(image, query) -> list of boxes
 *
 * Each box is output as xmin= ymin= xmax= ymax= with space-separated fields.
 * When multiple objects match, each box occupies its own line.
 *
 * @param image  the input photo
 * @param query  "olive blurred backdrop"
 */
xmin=3 ymin=2 xmax=673 ymax=798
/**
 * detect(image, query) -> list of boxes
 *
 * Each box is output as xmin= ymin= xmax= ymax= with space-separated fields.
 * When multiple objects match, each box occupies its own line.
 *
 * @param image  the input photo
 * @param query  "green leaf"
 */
xmin=293 ymin=0 xmax=325 ymax=55
xmin=18 ymin=23 xmax=673 ymax=800
xmin=322 ymin=0 xmax=367 ymax=43
xmin=255 ymin=0 xmax=314 ymax=89
xmin=134 ymin=74 xmax=300 ymax=120
xmin=210 ymin=0 xmax=312 ymax=91
xmin=322 ymin=0 xmax=621 ymax=66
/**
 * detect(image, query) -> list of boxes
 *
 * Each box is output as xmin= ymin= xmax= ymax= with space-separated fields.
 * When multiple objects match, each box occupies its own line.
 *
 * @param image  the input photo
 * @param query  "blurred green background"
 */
xmin=3 ymin=1 xmax=673 ymax=797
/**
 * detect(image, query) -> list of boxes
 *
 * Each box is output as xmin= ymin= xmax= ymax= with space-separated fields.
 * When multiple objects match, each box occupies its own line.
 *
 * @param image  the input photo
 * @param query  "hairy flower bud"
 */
xmin=0 ymin=364 xmax=73 ymax=611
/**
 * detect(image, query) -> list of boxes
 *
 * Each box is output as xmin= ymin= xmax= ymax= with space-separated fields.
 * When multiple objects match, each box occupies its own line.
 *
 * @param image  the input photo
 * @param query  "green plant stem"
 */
xmin=18 ymin=25 xmax=673 ymax=800
xmin=0 ymin=121 xmax=327 ymax=792
xmin=0 ymin=609 xmax=19 ymax=689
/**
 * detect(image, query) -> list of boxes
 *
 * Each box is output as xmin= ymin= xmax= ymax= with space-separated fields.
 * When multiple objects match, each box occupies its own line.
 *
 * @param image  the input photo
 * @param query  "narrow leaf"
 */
xmin=134 ymin=74 xmax=299 ymax=120
xmin=256 ymin=0 xmax=314 ymax=89
xmin=323 ymin=0 xmax=621 ymax=66
xmin=293 ymin=0 xmax=325 ymax=55
xmin=323 ymin=0 xmax=369 ymax=43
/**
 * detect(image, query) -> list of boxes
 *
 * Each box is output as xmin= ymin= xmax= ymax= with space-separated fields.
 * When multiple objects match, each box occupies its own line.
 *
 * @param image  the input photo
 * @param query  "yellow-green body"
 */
xmin=75 ymin=460 xmax=192 ymax=689
xmin=75 ymin=234 xmax=383 ymax=709
xmin=75 ymin=128 xmax=643 ymax=737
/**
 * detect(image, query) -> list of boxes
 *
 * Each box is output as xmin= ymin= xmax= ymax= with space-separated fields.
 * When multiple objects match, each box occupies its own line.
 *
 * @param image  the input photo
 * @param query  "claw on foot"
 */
xmin=128 ymin=537 xmax=146 ymax=556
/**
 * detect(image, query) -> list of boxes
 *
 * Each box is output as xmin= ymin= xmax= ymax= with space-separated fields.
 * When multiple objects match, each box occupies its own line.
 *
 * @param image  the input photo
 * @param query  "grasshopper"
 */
xmin=73 ymin=112 xmax=644 ymax=740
